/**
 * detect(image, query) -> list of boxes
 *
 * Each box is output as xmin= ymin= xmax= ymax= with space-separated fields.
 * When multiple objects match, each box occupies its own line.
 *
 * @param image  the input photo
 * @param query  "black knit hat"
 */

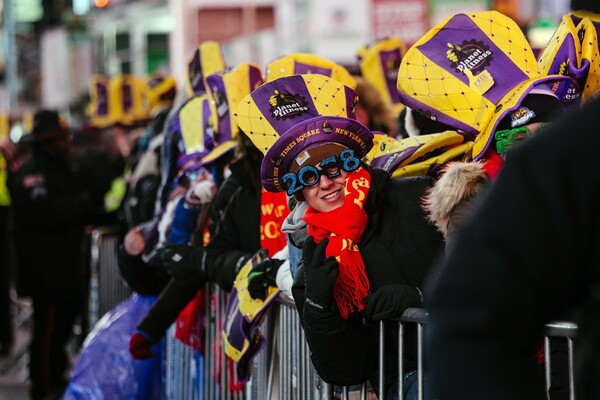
xmin=23 ymin=110 xmax=70 ymax=143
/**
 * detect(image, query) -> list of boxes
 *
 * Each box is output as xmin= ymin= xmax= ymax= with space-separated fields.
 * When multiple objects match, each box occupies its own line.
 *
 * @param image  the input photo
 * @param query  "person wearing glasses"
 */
xmin=235 ymin=74 xmax=445 ymax=400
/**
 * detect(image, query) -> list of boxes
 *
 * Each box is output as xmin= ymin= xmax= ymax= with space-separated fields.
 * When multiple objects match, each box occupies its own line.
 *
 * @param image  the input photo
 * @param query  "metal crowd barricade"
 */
xmin=162 ymin=288 xmax=579 ymax=400
xmin=87 ymin=226 xmax=131 ymax=327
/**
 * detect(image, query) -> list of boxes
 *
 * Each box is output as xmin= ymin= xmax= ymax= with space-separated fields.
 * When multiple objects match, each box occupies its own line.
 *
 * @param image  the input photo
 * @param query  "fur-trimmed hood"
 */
xmin=422 ymin=161 xmax=489 ymax=237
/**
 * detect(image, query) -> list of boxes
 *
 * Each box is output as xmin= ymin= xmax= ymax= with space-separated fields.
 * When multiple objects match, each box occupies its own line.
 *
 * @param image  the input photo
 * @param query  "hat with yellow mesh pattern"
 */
xmin=357 ymin=37 xmax=407 ymax=115
xmin=108 ymin=74 xmax=149 ymax=126
xmin=206 ymin=63 xmax=264 ymax=144
xmin=396 ymin=10 xmax=574 ymax=160
xmin=186 ymin=40 xmax=227 ymax=96
xmin=87 ymin=75 xmax=113 ymax=128
xmin=538 ymin=10 xmax=600 ymax=107
xmin=179 ymin=94 xmax=216 ymax=158
xmin=234 ymin=74 xmax=373 ymax=192
xmin=265 ymin=53 xmax=357 ymax=89
xmin=364 ymin=131 xmax=473 ymax=178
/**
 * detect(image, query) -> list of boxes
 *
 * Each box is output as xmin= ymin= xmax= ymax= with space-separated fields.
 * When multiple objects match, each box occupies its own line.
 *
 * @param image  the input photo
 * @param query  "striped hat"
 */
xmin=396 ymin=10 xmax=574 ymax=160
xmin=234 ymin=74 xmax=373 ymax=192
xmin=538 ymin=10 xmax=600 ymax=107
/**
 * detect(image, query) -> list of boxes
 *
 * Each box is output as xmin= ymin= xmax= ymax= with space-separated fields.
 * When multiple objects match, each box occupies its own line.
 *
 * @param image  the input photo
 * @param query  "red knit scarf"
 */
xmin=303 ymin=166 xmax=371 ymax=319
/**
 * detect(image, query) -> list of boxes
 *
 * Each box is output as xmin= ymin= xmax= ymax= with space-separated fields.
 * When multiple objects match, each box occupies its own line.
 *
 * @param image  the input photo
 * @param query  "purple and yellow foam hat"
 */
xmin=108 ymin=74 xmax=149 ymax=126
xmin=205 ymin=63 xmax=264 ymax=145
xmin=396 ymin=10 xmax=574 ymax=160
xmin=266 ymin=53 xmax=357 ymax=89
xmin=176 ymin=93 xmax=216 ymax=178
xmin=145 ymin=73 xmax=177 ymax=116
xmin=538 ymin=10 xmax=600 ymax=106
xmin=87 ymin=75 xmax=114 ymax=128
xmin=234 ymin=74 xmax=374 ymax=193
xmin=185 ymin=40 xmax=227 ymax=96
xmin=357 ymin=37 xmax=407 ymax=115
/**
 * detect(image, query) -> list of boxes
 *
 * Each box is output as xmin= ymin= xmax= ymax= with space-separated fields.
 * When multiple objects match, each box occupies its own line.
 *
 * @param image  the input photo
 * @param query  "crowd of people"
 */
xmin=0 ymin=1 xmax=599 ymax=399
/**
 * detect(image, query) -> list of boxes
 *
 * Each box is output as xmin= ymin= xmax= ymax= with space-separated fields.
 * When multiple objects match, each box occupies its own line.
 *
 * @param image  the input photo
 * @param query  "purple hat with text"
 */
xmin=234 ymin=74 xmax=374 ymax=192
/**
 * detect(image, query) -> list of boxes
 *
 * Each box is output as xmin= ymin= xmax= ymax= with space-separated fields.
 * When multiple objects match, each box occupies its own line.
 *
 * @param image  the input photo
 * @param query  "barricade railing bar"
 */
xmin=85 ymin=227 xmax=578 ymax=400
xmin=159 ymin=288 xmax=579 ymax=400
xmin=87 ymin=227 xmax=131 ymax=327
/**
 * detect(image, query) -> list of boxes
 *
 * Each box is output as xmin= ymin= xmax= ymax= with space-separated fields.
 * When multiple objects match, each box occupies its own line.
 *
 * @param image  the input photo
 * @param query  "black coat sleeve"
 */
xmin=292 ymin=265 xmax=377 ymax=385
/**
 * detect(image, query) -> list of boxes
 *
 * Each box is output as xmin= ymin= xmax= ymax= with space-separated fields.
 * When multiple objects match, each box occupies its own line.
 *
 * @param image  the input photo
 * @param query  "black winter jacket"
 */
xmin=292 ymin=168 xmax=445 ymax=393
xmin=7 ymin=146 xmax=95 ymax=297
xmin=203 ymin=160 xmax=262 ymax=291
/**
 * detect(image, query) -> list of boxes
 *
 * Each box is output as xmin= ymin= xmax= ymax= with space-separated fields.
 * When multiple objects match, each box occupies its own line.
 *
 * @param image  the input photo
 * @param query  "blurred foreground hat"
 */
xmin=206 ymin=63 xmax=264 ymax=144
xmin=396 ymin=10 xmax=573 ymax=160
xmin=538 ymin=10 xmax=600 ymax=107
xmin=234 ymin=74 xmax=372 ymax=192
xmin=357 ymin=37 xmax=407 ymax=115
xmin=266 ymin=53 xmax=357 ymax=89
xmin=186 ymin=41 xmax=227 ymax=96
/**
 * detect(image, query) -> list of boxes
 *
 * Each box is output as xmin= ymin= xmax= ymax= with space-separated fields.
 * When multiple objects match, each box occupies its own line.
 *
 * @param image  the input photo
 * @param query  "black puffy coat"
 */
xmin=292 ymin=168 xmax=445 ymax=393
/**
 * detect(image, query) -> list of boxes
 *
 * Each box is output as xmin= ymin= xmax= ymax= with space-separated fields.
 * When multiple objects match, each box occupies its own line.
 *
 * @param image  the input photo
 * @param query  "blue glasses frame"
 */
xmin=282 ymin=149 xmax=361 ymax=195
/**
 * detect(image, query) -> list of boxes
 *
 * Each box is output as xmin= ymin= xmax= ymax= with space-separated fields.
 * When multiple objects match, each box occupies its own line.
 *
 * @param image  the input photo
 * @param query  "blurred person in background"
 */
xmin=6 ymin=110 xmax=104 ymax=400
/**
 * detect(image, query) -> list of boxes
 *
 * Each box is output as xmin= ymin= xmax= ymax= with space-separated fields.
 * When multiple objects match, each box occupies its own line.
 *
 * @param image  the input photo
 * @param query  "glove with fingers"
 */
xmin=247 ymin=258 xmax=285 ymax=300
xmin=302 ymin=236 xmax=339 ymax=312
xmin=160 ymin=243 xmax=205 ymax=280
xmin=129 ymin=330 xmax=156 ymax=360
xmin=364 ymin=284 xmax=423 ymax=321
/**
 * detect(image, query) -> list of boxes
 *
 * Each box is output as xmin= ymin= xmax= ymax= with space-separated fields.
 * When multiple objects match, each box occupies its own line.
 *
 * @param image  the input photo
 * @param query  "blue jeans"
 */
xmin=387 ymin=370 xmax=432 ymax=400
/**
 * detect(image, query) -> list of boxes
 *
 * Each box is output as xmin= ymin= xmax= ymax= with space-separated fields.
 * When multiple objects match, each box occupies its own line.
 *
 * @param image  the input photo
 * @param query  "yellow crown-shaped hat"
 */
xmin=186 ymin=40 xmax=227 ymax=96
xmin=538 ymin=10 xmax=600 ymax=106
xmin=357 ymin=37 xmax=407 ymax=115
xmin=179 ymin=94 xmax=216 ymax=156
xmin=109 ymin=74 xmax=148 ymax=126
xmin=206 ymin=62 xmax=264 ymax=144
xmin=87 ymin=75 xmax=113 ymax=128
xmin=397 ymin=10 xmax=573 ymax=160
xmin=266 ymin=53 xmax=357 ymax=89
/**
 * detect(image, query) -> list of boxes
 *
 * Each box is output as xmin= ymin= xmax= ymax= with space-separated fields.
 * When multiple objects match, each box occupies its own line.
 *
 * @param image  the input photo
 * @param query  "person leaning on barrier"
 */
xmin=425 ymin=97 xmax=600 ymax=400
xmin=233 ymin=74 xmax=445 ymax=400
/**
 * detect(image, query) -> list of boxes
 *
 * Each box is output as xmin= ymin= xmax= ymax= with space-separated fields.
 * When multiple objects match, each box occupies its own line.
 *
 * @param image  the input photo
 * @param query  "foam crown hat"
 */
xmin=87 ymin=75 xmax=113 ymax=128
xmin=206 ymin=62 xmax=264 ymax=144
xmin=538 ymin=10 xmax=600 ymax=106
xmin=357 ymin=37 xmax=407 ymax=114
xmin=186 ymin=40 xmax=227 ymax=97
xmin=396 ymin=10 xmax=574 ymax=160
xmin=266 ymin=53 xmax=357 ymax=89
xmin=178 ymin=94 xmax=216 ymax=168
xmin=233 ymin=73 xmax=373 ymax=192
xmin=108 ymin=74 xmax=148 ymax=126
xmin=145 ymin=73 xmax=177 ymax=115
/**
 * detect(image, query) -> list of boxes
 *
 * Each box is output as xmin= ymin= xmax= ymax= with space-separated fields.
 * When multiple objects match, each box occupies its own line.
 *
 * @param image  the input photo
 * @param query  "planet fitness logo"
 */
xmin=269 ymin=90 xmax=310 ymax=120
xmin=446 ymin=40 xmax=493 ymax=75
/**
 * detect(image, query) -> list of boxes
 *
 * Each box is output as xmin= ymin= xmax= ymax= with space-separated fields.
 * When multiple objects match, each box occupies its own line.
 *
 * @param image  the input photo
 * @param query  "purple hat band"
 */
xmin=261 ymin=116 xmax=374 ymax=192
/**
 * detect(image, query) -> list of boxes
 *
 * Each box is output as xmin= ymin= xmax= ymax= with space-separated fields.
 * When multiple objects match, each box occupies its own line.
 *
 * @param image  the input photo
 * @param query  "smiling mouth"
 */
xmin=322 ymin=190 xmax=340 ymax=201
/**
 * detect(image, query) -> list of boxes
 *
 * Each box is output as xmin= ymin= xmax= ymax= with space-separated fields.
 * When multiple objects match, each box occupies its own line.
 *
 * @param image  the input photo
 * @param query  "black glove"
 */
xmin=247 ymin=258 xmax=285 ymax=300
xmin=302 ymin=236 xmax=339 ymax=312
xmin=160 ymin=243 xmax=204 ymax=279
xmin=364 ymin=284 xmax=422 ymax=321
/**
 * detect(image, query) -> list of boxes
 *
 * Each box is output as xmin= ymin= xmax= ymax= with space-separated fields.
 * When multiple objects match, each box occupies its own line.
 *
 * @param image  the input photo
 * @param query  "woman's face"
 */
xmin=301 ymin=167 xmax=348 ymax=213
